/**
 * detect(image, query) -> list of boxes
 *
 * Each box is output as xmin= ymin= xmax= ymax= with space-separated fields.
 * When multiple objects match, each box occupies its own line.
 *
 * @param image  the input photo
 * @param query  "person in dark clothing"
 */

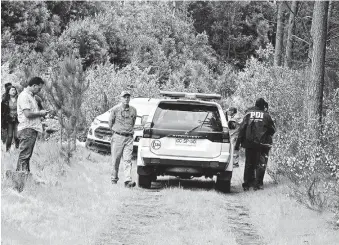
xmin=1 ymin=86 xmax=20 ymax=151
xmin=235 ymin=98 xmax=276 ymax=191
xmin=256 ymin=101 xmax=273 ymax=187
xmin=1 ymin=82 xmax=13 ymax=144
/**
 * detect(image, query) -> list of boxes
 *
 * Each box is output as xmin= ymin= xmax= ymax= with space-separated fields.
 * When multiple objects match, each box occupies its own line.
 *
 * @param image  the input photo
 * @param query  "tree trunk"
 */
xmin=274 ymin=2 xmax=284 ymax=66
xmin=284 ymin=1 xmax=298 ymax=68
xmin=308 ymin=1 xmax=329 ymax=137
xmin=172 ymin=1 xmax=176 ymax=17
xmin=60 ymin=114 xmax=63 ymax=147
xmin=327 ymin=0 xmax=332 ymax=34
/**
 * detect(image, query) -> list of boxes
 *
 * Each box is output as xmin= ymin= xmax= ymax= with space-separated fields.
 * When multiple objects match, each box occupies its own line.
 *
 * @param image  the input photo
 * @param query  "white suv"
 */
xmin=86 ymin=98 xmax=160 ymax=154
xmin=137 ymin=92 xmax=236 ymax=192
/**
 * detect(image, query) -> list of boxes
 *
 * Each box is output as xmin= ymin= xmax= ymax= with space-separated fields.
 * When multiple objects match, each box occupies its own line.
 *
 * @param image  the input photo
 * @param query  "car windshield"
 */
xmin=152 ymin=102 xmax=222 ymax=132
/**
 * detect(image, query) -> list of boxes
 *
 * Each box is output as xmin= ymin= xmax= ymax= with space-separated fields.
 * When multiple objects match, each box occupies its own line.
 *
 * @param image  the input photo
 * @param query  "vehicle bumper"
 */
xmin=137 ymin=146 xmax=233 ymax=176
xmin=86 ymin=138 xmax=111 ymax=153
xmin=86 ymin=135 xmax=140 ymax=153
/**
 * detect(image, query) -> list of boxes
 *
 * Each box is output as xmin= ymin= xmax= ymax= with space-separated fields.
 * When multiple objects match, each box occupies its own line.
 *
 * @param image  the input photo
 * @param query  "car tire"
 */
xmin=138 ymin=174 xmax=152 ymax=189
xmin=215 ymin=178 xmax=231 ymax=193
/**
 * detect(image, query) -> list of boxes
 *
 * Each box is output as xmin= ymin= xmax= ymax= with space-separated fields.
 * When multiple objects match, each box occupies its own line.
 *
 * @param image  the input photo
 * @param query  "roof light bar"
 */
xmin=160 ymin=91 xmax=221 ymax=100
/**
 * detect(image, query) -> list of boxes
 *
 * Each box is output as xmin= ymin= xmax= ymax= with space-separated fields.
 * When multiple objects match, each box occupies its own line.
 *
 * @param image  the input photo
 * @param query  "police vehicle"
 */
xmin=137 ymin=91 xmax=236 ymax=192
xmin=86 ymin=98 xmax=160 ymax=153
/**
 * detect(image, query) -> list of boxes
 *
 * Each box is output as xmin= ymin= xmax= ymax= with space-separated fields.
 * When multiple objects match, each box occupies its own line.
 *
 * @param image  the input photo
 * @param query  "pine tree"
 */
xmin=308 ymin=1 xmax=329 ymax=138
xmin=274 ymin=2 xmax=285 ymax=66
xmin=45 ymin=55 xmax=89 ymax=163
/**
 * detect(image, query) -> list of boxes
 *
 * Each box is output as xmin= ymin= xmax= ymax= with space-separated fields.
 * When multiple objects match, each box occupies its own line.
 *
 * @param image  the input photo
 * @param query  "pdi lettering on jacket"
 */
xmin=249 ymin=111 xmax=264 ymax=121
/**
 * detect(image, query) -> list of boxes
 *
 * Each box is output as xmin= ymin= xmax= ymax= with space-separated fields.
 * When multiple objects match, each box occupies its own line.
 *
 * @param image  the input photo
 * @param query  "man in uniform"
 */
xmin=235 ymin=98 xmax=275 ymax=191
xmin=256 ymin=101 xmax=274 ymax=188
xmin=109 ymin=91 xmax=137 ymax=188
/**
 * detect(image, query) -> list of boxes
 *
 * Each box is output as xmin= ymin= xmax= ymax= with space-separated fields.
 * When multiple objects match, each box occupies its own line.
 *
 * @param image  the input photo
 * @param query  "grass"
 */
xmin=231 ymin=166 xmax=339 ymax=245
xmin=1 ymin=141 xmax=122 ymax=245
xmin=1 ymin=141 xmax=339 ymax=245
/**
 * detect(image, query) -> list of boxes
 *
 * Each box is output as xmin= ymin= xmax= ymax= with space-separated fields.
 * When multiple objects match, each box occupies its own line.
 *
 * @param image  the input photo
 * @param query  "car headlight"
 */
xmin=92 ymin=118 xmax=100 ymax=126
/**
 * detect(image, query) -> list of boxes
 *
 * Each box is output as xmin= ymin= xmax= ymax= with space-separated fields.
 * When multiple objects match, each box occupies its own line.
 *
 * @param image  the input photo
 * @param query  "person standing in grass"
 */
xmin=1 ymin=86 xmax=20 ymax=152
xmin=235 ymin=98 xmax=275 ymax=191
xmin=1 ymin=82 xmax=13 ymax=144
xmin=16 ymin=77 xmax=48 ymax=173
xmin=108 ymin=91 xmax=137 ymax=188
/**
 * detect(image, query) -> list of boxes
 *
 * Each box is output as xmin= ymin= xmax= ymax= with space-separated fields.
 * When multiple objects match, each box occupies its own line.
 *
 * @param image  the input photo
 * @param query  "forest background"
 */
xmin=1 ymin=1 xmax=339 ymax=212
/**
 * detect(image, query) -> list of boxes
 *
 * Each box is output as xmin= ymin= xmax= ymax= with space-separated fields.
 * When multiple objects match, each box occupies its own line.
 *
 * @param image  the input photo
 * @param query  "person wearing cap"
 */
xmin=235 ymin=98 xmax=275 ymax=191
xmin=108 ymin=91 xmax=137 ymax=188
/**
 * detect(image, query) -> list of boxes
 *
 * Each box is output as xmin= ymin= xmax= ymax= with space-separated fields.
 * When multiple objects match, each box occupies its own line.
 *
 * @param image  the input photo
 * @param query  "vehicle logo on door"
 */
xmin=151 ymin=140 xmax=161 ymax=150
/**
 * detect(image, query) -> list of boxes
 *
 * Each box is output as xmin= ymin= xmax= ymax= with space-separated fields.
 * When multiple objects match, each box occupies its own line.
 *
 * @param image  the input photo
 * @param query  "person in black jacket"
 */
xmin=235 ymin=98 xmax=276 ymax=191
xmin=1 ymin=85 xmax=20 ymax=151
xmin=256 ymin=101 xmax=273 ymax=188
xmin=1 ymin=82 xmax=12 ymax=144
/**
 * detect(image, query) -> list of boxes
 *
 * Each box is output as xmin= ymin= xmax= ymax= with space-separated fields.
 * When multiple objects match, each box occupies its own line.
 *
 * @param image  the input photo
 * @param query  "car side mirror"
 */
xmin=225 ymin=111 xmax=229 ymax=121
xmin=228 ymin=121 xmax=236 ymax=130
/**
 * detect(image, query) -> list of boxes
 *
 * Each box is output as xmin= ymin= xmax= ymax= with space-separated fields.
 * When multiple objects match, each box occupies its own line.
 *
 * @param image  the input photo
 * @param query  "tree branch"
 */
xmin=327 ymin=33 xmax=339 ymax=41
xmin=292 ymin=35 xmax=311 ymax=45
xmin=284 ymin=1 xmax=297 ymax=16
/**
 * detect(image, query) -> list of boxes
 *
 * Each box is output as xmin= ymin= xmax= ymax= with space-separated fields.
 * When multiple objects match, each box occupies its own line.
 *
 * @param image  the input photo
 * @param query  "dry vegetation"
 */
xmin=1 ymin=142 xmax=338 ymax=245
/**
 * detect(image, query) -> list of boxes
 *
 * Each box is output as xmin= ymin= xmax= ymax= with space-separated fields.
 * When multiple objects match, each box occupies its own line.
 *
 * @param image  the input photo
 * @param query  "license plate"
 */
xmin=175 ymin=138 xmax=197 ymax=146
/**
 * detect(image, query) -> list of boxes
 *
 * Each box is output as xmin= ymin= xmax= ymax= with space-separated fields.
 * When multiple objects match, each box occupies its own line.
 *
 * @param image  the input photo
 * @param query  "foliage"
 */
xmin=82 ymin=63 xmax=160 ymax=125
xmin=45 ymin=56 xmax=89 ymax=162
xmin=230 ymin=49 xmax=339 ymax=211
xmin=1 ymin=1 xmax=338 ymax=212
xmin=188 ymin=1 xmax=275 ymax=68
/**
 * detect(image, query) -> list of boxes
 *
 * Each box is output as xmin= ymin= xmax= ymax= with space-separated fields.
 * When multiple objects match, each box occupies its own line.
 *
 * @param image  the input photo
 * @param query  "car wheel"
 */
xmin=215 ymin=178 xmax=231 ymax=193
xmin=138 ymin=174 xmax=152 ymax=188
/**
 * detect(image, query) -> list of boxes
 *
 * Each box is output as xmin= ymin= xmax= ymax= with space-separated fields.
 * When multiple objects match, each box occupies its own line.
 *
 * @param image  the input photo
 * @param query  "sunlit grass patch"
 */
xmin=150 ymin=187 xmax=238 ymax=245
xmin=1 ymin=140 xmax=122 ymax=244
xmin=240 ymin=184 xmax=339 ymax=245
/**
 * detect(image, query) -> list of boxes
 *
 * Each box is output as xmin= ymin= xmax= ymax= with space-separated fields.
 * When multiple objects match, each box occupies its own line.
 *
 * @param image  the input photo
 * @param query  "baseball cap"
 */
xmin=120 ymin=91 xmax=131 ymax=97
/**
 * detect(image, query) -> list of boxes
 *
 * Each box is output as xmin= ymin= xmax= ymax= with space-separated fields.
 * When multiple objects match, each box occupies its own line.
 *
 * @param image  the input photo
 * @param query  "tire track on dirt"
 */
xmin=95 ymin=189 xmax=166 ymax=245
xmin=95 ymin=179 xmax=265 ymax=245
xmin=222 ymin=196 xmax=266 ymax=245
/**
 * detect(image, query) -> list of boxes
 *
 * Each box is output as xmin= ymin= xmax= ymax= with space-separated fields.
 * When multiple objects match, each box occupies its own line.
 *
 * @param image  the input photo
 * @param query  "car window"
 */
xmin=152 ymin=102 xmax=222 ymax=132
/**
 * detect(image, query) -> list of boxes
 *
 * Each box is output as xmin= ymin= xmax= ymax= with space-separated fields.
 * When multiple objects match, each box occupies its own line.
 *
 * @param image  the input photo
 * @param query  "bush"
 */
xmin=230 ymin=53 xmax=339 ymax=211
xmin=82 ymin=63 xmax=160 ymax=125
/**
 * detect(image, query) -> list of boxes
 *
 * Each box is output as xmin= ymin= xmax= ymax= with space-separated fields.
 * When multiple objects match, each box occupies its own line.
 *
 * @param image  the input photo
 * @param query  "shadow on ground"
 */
xmin=152 ymin=177 xmax=216 ymax=191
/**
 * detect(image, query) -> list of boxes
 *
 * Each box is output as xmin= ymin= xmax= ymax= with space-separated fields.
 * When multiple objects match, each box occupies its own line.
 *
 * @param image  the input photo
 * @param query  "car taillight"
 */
xmin=222 ymin=127 xmax=230 ymax=143
xmin=143 ymin=122 xmax=152 ymax=138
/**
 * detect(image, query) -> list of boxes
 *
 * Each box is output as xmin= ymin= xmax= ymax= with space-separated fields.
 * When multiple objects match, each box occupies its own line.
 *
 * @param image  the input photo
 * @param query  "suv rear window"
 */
xmin=152 ymin=102 xmax=222 ymax=132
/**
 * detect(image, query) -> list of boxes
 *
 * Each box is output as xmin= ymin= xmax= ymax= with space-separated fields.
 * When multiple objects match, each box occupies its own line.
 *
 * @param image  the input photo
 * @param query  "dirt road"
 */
xmin=95 ymin=175 xmax=265 ymax=245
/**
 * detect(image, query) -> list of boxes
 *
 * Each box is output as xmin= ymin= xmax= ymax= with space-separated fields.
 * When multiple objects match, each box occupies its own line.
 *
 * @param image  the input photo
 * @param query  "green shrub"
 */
xmin=230 ymin=54 xmax=339 ymax=211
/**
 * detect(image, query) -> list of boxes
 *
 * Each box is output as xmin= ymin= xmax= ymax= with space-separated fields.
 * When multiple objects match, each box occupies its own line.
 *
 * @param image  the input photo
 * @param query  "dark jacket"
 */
xmin=1 ymin=98 xmax=18 ymax=128
xmin=235 ymin=106 xmax=275 ymax=149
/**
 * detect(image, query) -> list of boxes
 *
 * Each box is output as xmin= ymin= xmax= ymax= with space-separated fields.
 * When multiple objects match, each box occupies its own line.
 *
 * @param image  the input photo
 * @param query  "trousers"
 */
xmin=110 ymin=133 xmax=133 ymax=182
xmin=16 ymin=128 xmax=38 ymax=173
xmin=6 ymin=122 xmax=19 ymax=151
